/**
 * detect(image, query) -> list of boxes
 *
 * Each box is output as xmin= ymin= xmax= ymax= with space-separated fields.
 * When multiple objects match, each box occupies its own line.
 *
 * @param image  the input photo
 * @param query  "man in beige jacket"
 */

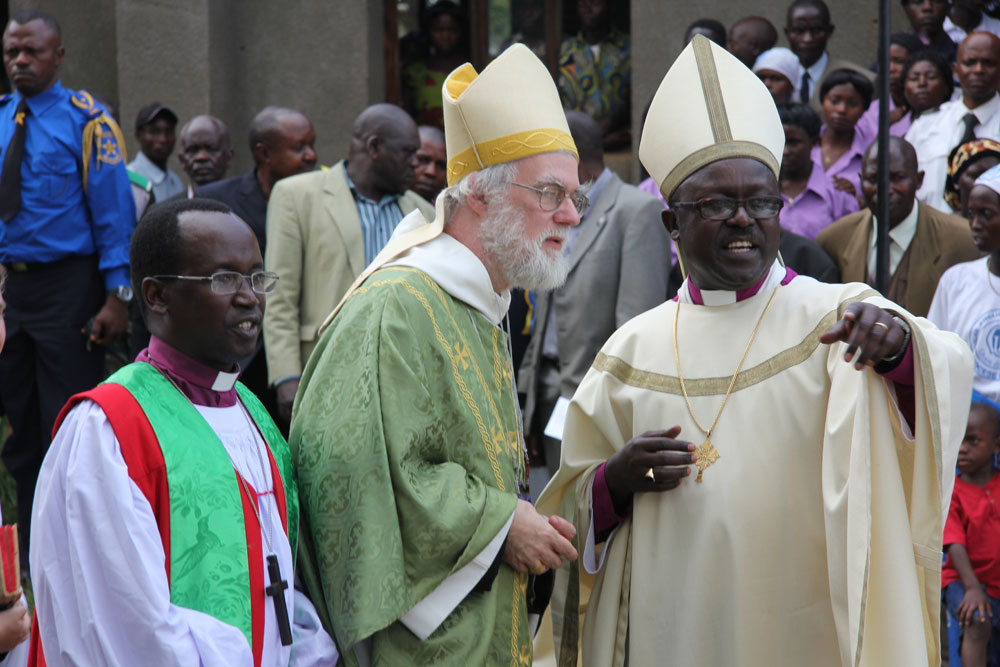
xmin=264 ymin=104 xmax=434 ymax=422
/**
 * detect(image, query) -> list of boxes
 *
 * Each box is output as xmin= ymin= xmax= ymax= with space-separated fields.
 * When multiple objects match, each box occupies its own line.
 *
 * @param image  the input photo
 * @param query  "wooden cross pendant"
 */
xmin=265 ymin=554 xmax=293 ymax=646
xmin=694 ymin=439 xmax=720 ymax=482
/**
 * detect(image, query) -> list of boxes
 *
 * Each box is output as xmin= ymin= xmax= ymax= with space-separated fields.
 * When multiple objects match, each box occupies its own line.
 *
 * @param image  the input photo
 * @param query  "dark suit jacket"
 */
xmin=816 ymin=203 xmax=980 ymax=316
xmin=519 ymin=172 xmax=670 ymax=433
xmin=196 ymin=169 xmax=268 ymax=251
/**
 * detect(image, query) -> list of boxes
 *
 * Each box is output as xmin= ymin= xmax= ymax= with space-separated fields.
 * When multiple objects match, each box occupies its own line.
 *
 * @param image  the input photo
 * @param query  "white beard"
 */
xmin=479 ymin=199 xmax=570 ymax=290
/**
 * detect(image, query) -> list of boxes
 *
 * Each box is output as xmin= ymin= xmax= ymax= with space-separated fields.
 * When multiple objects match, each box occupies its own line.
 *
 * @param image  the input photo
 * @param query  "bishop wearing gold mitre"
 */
xmin=538 ymin=35 xmax=974 ymax=667
xmin=292 ymin=44 xmax=582 ymax=665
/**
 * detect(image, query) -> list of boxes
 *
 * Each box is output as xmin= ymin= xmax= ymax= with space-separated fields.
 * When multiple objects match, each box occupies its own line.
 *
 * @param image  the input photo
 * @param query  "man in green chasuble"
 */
xmin=291 ymin=44 xmax=580 ymax=665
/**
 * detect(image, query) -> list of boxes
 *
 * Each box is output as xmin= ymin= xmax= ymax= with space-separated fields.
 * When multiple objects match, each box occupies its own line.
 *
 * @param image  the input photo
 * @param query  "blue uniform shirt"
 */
xmin=0 ymin=81 xmax=135 ymax=289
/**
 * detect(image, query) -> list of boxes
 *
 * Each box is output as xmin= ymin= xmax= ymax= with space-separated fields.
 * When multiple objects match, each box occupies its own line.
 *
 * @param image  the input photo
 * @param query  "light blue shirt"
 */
xmin=344 ymin=165 xmax=405 ymax=265
xmin=128 ymin=150 xmax=184 ymax=203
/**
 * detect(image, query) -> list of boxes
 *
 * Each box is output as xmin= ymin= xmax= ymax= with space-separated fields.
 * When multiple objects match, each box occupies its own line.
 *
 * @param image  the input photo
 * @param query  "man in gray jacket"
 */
xmin=520 ymin=110 xmax=670 ymax=481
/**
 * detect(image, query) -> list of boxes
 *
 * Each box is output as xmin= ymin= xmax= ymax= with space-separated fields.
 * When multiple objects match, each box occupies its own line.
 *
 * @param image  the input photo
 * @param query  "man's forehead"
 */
xmin=4 ymin=20 xmax=58 ymax=44
xmin=788 ymin=7 xmax=827 ymax=26
xmin=275 ymin=113 xmax=312 ymax=137
xmin=182 ymin=120 xmax=224 ymax=144
xmin=959 ymin=35 xmax=1000 ymax=60
xmin=418 ymin=138 xmax=446 ymax=156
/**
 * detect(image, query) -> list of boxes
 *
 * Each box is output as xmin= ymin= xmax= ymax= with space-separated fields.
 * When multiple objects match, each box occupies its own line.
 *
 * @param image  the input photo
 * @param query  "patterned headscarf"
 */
xmin=945 ymin=138 xmax=1000 ymax=211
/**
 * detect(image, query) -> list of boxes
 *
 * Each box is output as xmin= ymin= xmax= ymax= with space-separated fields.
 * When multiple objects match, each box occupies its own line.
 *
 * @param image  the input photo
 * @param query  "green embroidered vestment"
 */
xmin=291 ymin=267 xmax=531 ymax=666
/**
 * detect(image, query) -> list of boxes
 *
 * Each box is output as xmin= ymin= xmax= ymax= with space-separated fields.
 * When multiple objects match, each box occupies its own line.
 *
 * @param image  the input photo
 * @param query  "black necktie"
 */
xmin=800 ymin=72 xmax=811 ymax=104
xmin=961 ymin=112 xmax=979 ymax=147
xmin=0 ymin=100 xmax=28 ymax=223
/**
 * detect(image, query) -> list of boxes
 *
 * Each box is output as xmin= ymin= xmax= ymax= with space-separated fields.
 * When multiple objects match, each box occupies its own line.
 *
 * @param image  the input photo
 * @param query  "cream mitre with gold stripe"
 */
xmin=319 ymin=43 xmax=577 ymax=333
xmin=639 ymin=35 xmax=785 ymax=202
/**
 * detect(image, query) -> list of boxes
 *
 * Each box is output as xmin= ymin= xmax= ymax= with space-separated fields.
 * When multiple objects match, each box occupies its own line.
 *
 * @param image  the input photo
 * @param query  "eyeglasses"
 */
xmin=152 ymin=270 xmax=279 ymax=295
xmin=507 ymin=182 xmax=590 ymax=215
xmin=670 ymin=196 xmax=783 ymax=220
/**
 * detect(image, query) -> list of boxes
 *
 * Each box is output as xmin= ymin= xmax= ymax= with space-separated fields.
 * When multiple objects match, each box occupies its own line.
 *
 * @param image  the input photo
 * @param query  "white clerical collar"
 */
xmin=386 ymin=210 xmax=511 ymax=326
xmin=678 ymin=259 xmax=787 ymax=306
xmin=212 ymin=370 xmax=240 ymax=392
xmin=868 ymin=201 xmax=919 ymax=277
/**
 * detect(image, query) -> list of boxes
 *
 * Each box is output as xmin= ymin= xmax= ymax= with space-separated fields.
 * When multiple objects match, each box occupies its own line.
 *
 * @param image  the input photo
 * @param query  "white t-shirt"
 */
xmin=928 ymin=256 xmax=1000 ymax=402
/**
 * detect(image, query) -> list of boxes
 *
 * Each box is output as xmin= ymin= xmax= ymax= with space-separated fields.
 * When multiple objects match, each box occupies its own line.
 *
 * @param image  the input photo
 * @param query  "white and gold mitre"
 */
xmin=443 ymin=43 xmax=578 ymax=186
xmin=639 ymin=35 xmax=784 ymax=200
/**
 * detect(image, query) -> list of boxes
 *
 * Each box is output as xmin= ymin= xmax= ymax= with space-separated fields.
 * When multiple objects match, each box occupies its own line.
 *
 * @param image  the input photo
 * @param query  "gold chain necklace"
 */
xmin=673 ymin=285 xmax=781 ymax=482
xmin=987 ymin=257 xmax=1000 ymax=298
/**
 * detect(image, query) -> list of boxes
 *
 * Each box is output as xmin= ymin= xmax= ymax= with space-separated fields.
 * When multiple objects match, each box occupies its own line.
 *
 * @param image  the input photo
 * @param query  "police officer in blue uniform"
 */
xmin=0 ymin=9 xmax=135 ymax=565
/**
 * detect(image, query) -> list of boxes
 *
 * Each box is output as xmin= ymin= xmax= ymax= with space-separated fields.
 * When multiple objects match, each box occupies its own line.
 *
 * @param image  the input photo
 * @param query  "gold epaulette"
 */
xmin=81 ymin=112 xmax=127 ymax=190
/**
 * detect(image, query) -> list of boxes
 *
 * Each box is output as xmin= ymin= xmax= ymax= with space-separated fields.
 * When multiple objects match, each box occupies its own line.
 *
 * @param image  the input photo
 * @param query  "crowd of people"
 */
xmin=0 ymin=0 xmax=999 ymax=664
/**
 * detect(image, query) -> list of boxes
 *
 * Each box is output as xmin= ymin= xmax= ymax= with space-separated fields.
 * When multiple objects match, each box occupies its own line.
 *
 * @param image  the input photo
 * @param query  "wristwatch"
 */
xmin=874 ymin=314 xmax=911 ymax=372
xmin=110 ymin=285 xmax=133 ymax=303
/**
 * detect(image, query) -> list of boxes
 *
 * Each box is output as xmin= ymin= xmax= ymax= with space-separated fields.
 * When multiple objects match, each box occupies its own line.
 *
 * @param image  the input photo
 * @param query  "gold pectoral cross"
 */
xmin=694 ymin=439 xmax=720 ymax=482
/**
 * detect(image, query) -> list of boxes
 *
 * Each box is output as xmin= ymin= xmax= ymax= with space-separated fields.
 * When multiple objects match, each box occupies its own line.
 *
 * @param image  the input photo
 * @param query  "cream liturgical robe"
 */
xmin=537 ymin=266 xmax=973 ymax=667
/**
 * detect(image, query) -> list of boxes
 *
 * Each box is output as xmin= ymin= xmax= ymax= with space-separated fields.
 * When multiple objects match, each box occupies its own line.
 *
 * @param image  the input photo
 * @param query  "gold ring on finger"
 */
xmin=872 ymin=321 xmax=889 ymax=334
xmin=530 ymin=563 xmax=546 ymax=575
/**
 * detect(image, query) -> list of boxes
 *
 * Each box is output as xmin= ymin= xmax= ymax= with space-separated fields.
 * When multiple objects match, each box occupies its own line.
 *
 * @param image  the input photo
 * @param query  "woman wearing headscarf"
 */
xmin=753 ymin=47 xmax=800 ymax=106
xmin=945 ymin=138 xmax=1000 ymax=218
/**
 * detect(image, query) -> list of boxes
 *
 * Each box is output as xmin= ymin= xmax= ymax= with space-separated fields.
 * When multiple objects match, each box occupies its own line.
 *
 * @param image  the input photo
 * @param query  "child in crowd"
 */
xmin=943 ymin=399 xmax=1000 ymax=667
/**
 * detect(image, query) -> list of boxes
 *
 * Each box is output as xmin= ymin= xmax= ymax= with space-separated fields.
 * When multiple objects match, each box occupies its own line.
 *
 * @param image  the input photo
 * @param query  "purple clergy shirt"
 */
xmin=136 ymin=336 xmax=241 ymax=407
xmin=855 ymin=98 xmax=912 ymax=142
xmin=780 ymin=163 xmax=860 ymax=240
xmin=811 ymin=125 xmax=871 ymax=202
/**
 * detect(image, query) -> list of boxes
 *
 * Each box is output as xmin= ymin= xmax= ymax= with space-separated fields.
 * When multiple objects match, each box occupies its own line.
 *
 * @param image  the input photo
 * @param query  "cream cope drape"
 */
xmin=537 ymin=275 xmax=972 ymax=667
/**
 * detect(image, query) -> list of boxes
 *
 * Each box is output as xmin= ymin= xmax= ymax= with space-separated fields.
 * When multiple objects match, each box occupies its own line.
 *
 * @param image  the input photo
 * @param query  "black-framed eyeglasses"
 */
xmin=507 ymin=182 xmax=590 ymax=215
xmin=152 ymin=270 xmax=279 ymax=295
xmin=670 ymin=196 xmax=784 ymax=221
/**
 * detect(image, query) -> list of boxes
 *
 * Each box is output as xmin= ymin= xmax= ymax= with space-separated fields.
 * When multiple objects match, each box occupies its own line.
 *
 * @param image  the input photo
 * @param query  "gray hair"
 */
xmin=442 ymin=160 xmax=520 ymax=223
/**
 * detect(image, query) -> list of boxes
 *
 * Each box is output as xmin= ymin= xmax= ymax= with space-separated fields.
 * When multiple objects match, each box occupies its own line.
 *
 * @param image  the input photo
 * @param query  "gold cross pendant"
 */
xmin=694 ymin=439 xmax=720 ymax=482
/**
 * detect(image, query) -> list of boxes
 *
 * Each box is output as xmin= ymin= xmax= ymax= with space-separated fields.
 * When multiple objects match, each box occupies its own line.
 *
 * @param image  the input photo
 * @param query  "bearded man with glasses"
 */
xmin=291 ymin=45 xmax=580 ymax=665
xmin=28 ymin=198 xmax=340 ymax=666
xmin=539 ymin=37 xmax=974 ymax=667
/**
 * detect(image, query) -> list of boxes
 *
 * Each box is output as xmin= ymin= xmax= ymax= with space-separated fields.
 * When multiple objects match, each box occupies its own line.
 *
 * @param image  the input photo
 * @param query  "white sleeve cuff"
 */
xmin=399 ymin=512 xmax=514 ymax=640
xmin=582 ymin=511 xmax=619 ymax=574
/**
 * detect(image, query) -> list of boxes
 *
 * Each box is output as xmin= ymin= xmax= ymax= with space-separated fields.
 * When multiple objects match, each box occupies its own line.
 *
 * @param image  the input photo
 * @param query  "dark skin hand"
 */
xmin=603 ymin=426 xmax=696 ymax=514
xmin=89 ymin=293 xmax=129 ymax=344
xmin=832 ymin=176 xmax=866 ymax=210
xmin=818 ymin=302 xmax=908 ymax=370
xmin=948 ymin=542 xmax=993 ymax=627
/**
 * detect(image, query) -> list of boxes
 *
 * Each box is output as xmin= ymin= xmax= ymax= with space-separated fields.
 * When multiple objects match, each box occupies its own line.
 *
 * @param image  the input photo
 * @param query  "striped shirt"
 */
xmin=344 ymin=166 xmax=406 ymax=264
